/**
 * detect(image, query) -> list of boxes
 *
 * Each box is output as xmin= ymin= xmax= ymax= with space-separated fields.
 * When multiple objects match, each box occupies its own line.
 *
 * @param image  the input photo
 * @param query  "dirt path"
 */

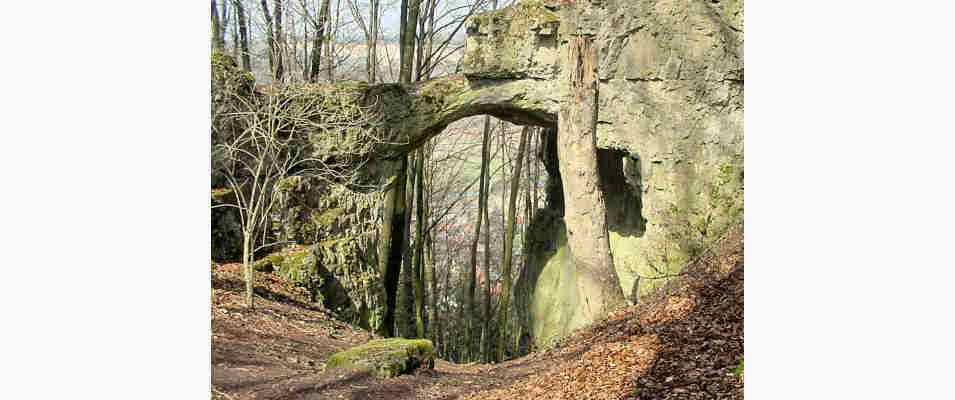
xmin=211 ymin=263 xmax=561 ymax=400
xmin=212 ymin=229 xmax=743 ymax=400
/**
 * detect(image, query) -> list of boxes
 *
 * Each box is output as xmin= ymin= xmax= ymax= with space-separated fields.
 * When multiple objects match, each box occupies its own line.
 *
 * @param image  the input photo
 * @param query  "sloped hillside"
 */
xmin=212 ymin=263 xmax=557 ymax=399
xmin=212 ymin=262 xmax=374 ymax=398
xmin=465 ymin=227 xmax=744 ymax=400
xmin=211 ymin=225 xmax=742 ymax=399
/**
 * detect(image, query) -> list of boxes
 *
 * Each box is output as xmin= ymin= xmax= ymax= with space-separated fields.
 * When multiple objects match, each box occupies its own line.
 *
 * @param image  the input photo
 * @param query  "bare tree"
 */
xmin=234 ymin=0 xmax=252 ymax=71
xmin=214 ymin=80 xmax=383 ymax=308
xmin=306 ymin=0 xmax=332 ymax=82
xmin=229 ymin=1 xmax=240 ymax=60
xmin=273 ymin=0 xmax=286 ymax=82
xmin=412 ymin=146 xmax=427 ymax=338
xmin=378 ymin=0 xmax=422 ymax=338
xmin=481 ymin=153 xmax=491 ymax=361
xmin=368 ymin=0 xmax=380 ymax=82
xmin=462 ymin=118 xmax=490 ymax=360
xmin=376 ymin=155 xmax=408 ymax=337
xmin=259 ymin=0 xmax=276 ymax=79
xmin=496 ymin=125 xmax=529 ymax=362
xmin=326 ymin=0 xmax=342 ymax=81
xmin=398 ymin=152 xmax=416 ymax=337
xmin=212 ymin=0 xmax=225 ymax=51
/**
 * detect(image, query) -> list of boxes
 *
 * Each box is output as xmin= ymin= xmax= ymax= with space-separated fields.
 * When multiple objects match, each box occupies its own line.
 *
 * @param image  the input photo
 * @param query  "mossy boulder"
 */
xmin=326 ymin=338 xmax=435 ymax=378
xmin=253 ymin=246 xmax=357 ymax=318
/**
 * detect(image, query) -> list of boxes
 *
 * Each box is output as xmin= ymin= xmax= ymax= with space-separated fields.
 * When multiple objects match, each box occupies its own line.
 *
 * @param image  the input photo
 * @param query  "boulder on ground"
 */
xmin=326 ymin=338 xmax=435 ymax=378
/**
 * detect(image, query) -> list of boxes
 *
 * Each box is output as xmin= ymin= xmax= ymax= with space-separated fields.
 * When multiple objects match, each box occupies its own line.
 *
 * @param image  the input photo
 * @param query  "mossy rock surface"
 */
xmin=211 ymin=188 xmax=242 ymax=262
xmin=326 ymin=338 xmax=435 ymax=378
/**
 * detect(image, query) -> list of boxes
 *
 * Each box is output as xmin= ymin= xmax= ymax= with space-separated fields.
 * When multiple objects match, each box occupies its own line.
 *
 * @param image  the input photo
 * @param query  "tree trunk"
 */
xmin=481 ymin=145 xmax=492 ymax=362
xmin=211 ymin=1 xmax=224 ymax=51
xmin=376 ymin=159 xmax=405 ymax=337
xmin=378 ymin=0 xmax=419 ymax=339
xmin=425 ymin=227 xmax=436 ymax=340
xmin=496 ymin=125 xmax=529 ymax=362
xmin=230 ymin=2 xmax=240 ymax=60
xmin=479 ymin=0 xmax=501 ymax=362
xmin=220 ymin=0 xmax=229 ymax=34
xmin=398 ymin=153 xmax=416 ymax=337
xmin=413 ymin=0 xmax=434 ymax=80
xmin=516 ymin=127 xmax=536 ymax=352
xmin=242 ymin=229 xmax=254 ymax=309
xmin=424 ymin=145 xmax=437 ymax=342
xmin=326 ymin=0 xmax=341 ymax=81
xmin=412 ymin=147 xmax=426 ymax=339
xmin=399 ymin=0 xmax=420 ymax=85
xmin=368 ymin=0 xmax=379 ymax=82
xmin=272 ymin=0 xmax=285 ymax=83
xmin=302 ymin=16 xmax=309 ymax=81
xmin=557 ymin=35 xmax=626 ymax=320
xmin=234 ymin=0 xmax=251 ymax=71
xmin=259 ymin=0 xmax=275 ymax=80
xmin=308 ymin=0 xmax=332 ymax=82
xmin=425 ymin=0 xmax=436 ymax=76
xmin=465 ymin=118 xmax=491 ymax=361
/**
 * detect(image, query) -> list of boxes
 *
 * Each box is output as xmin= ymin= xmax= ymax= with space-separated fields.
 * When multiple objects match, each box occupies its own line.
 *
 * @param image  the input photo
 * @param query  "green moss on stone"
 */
xmin=253 ymin=246 xmax=318 ymax=288
xmin=461 ymin=0 xmax=559 ymax=79
xmin=211 ymin=51 xmax=254 ymax=97
xmin=275 ymin=247 xmax=317 ymax=288
xmin=326 ymin=338 xmax=435 ymax=378
xmin=313 ymin=207 xmax=345 ymax=227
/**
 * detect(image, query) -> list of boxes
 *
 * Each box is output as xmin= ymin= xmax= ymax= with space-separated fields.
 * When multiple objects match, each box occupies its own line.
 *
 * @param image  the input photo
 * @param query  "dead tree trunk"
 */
xmin=556 ymin=35 xmax=626 ymax=321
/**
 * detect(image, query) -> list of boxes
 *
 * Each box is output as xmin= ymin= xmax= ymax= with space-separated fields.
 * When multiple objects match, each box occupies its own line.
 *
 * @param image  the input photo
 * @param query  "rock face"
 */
xmin=210 ymin=0 xmax=743 ymax=349
xmin=461 ymin=0 xmax=744 ymax=348
xmin=211 ymin=188 xmax=242 ymax=262
xmin=269 ymin=177 xmax=384 ymax=329
xmin=210 ymin=57 xmax=385 ymax=330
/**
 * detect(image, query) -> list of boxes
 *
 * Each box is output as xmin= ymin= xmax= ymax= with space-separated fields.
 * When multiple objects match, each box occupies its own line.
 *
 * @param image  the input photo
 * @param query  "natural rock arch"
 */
xmin=211 ymin=0 xmax=743 ymax=348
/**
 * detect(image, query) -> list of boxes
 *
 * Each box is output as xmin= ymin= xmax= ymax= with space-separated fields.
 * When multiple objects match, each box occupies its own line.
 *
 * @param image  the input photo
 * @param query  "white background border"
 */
xmin=1 ymin=1 xmax=954 ymax=398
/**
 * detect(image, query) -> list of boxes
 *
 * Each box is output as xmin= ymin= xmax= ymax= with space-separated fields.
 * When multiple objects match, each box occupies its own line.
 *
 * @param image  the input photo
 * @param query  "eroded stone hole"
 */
xmin=597 ymin=149 xmax=647 ymax=238
xmin=535 ymin=126 xmax=646 ymax=239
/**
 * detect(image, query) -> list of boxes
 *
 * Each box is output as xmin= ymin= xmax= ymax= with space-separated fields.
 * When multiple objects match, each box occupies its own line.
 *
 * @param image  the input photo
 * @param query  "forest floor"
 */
xmin=212 ymin=228 xmax=743 ymax=400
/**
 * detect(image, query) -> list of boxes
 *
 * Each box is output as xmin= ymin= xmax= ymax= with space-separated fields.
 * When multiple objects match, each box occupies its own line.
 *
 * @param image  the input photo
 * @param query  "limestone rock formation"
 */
xmin=210 ymin=0 xmax=743 ymax=348
xmin=269 ymin=177 xmax=384 ymax=329
xmin=211 ymin=188 xmax=242 ymax=262
xmin=460 ymin=0 xmax=744 ymax=348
